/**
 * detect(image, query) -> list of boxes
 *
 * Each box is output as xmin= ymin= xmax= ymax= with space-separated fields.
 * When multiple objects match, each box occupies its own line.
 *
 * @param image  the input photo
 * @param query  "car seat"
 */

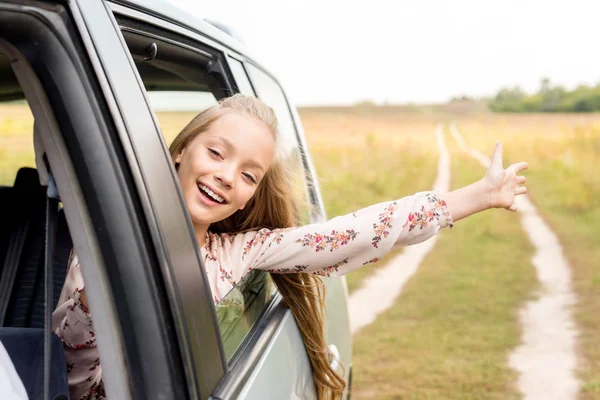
xmin=0 ymin=122 xmax=73 ymax=399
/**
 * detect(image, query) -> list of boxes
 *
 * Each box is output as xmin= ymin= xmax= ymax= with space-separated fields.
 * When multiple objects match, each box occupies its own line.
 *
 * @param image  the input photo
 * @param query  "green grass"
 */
xmin=349 ymin=132 xmax=538 ymax=399
xmin=457 ymin=115 xmax=600 ymax=399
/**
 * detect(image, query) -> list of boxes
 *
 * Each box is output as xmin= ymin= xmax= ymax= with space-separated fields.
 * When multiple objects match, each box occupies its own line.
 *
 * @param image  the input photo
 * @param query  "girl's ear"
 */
xmin=175 ymin=149 xmax=184 ymax=164
xmin=238 ymin=203 xmax=246 ymax=211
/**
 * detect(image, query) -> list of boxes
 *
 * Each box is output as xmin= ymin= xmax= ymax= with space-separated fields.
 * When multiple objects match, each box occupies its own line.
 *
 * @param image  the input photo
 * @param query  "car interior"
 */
xmin=0 ymin=16 xmax=281 ymax=399
xmin=0 ymin=51 xmax=72 ymax=399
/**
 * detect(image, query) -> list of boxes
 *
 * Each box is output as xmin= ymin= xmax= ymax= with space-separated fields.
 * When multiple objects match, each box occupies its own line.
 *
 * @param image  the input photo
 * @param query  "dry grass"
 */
xmin=300 ymin=109 xmax=439 ymax=293
xmin=0 ymin=104 xmax=35 ymax=185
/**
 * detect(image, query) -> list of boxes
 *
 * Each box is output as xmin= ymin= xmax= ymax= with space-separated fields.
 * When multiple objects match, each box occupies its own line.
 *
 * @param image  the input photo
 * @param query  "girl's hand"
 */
xmin=483 ymin=143 xmax=528 ymax=211
xmin=80 ymin=288 xmax=89 ymax=310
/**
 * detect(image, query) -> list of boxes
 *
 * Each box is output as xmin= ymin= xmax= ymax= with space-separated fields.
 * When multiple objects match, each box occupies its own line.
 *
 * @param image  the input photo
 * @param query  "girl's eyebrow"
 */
xmin=214 ymin=136 xmax=266 ymax=173
xmin=214 ymin=136 xmax=234 ymax=149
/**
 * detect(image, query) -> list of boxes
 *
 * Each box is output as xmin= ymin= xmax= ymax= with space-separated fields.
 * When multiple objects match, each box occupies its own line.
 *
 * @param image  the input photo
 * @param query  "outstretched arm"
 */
xmin=208 ymin=142 xmax=528 ymax=285
xmin=444 ymin=142 xmax=528 ymax=222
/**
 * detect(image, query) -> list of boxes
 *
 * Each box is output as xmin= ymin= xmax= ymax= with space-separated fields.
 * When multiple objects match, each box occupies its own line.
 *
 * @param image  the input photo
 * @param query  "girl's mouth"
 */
xmin=197 ymin=183 xmax=226 ymax=205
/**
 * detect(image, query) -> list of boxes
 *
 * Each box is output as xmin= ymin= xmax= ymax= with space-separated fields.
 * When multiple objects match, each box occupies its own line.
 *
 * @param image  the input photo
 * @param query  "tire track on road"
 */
xmin=349 ymin=123 xmax=450 ymax=334
xmin=449 ymin=123 xmax=580 ymax=400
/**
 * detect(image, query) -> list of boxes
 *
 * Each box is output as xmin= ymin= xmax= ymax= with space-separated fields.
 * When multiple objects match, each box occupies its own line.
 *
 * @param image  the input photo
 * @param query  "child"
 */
xmin=53 ymin=94 xmax=528 ymax=400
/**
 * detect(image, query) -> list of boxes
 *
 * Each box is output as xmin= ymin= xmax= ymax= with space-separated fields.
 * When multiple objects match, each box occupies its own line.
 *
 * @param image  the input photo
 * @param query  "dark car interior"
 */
xmin=0 ymin=56 xmax=72 ymax=399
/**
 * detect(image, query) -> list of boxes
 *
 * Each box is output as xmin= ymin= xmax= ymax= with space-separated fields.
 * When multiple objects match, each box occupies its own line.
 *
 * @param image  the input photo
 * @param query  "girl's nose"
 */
xmin=215 ymin=166 xmax=235 ymax=188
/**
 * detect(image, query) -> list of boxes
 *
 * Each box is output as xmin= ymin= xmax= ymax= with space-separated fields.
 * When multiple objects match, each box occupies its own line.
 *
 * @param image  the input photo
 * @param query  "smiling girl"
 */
xmin=53 ymin=94 xmax=528 ymax=400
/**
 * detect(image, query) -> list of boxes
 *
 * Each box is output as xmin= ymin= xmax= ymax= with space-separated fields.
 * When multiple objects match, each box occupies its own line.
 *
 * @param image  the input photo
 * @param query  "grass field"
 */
xmin=299 ymin=110 xmax=439 ymax=293
xmin=454 ymin=114 xmax=600 ymax=398
xmin=349 ymin=134 xmax=537 ymax=399
xmin=2 ymin=103 xmax=599 ymax=398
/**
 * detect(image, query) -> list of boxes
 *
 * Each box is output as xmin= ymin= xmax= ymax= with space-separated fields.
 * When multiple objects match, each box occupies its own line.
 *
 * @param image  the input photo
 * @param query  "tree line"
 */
xmin=489 ymin=78 xmax=600 ymax=112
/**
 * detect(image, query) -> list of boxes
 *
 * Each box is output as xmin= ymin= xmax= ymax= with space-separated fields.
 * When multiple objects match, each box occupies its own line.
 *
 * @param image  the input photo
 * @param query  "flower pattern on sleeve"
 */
xmin=242 ymin=228 xmax=286 ymax=260
xmin=403 ymin=193 xmax=452 ymax=232
xmin=219 ymin=265 xmax=236 ymax=286
xmin=372 ymin=202 xmax=398 ymax=248
xmin=271 ymin=265 xmax=309 ymax=274
xmin=362 ymin=257 xmax=381 ymax=266
xmin=313 ymin=258 xmax=349 ymax=277
xmin=295 ymin=230 xmax=358 ymax=252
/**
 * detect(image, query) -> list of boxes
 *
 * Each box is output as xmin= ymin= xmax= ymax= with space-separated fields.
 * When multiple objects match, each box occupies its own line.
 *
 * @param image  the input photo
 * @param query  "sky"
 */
xmin=165 ymin=0 xmax=600 ymax=106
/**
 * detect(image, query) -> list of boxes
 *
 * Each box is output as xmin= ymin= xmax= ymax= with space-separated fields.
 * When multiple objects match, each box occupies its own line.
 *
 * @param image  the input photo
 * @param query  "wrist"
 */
xmin=475 ymin=179 xmax=493 ymax=211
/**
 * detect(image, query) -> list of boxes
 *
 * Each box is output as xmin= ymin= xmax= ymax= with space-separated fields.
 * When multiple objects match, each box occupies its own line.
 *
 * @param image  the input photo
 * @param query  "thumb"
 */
xmin=490 ymin=142 xmax=503 ymax=169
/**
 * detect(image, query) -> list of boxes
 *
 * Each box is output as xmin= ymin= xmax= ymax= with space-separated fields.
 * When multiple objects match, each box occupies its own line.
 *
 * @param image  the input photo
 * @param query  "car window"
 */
xmin=117 ymin=22 xmax=283 ymax=362
xmin=0 ymin=100 xmax=34 ymax=186
xmin=227 ymin=57 xmax=255 ymax=96
xmin=118 ymin=20 xmax=315 ymax=363
xmin=148 ymin=91 xmax=218 ymax=143
xmin=119 ymin=26 xmax=221 ymax=142
xmin=245 ymin=64 xmax=313 ymax=225
xmin=0 ymin=53 xmax=34 ymax=186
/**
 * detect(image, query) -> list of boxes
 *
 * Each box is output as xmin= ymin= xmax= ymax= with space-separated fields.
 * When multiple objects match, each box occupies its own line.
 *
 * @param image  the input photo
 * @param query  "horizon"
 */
xmin=165 ymin=0 xmax=600 ymax=107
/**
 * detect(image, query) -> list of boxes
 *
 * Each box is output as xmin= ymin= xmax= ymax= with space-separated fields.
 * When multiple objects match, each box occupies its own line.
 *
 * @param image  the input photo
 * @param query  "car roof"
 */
xmin=113 ymin=0 xmax=254 ymax=58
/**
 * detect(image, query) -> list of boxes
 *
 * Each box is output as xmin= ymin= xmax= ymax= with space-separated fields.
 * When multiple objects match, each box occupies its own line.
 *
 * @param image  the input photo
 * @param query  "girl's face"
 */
xmin=175 ymin=112 xmax=275 ymax=230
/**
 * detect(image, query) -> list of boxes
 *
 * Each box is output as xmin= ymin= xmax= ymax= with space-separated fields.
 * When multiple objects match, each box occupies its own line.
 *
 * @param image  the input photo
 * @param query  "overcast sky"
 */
xmin=165 ymin=0 xmax=600 ymax=106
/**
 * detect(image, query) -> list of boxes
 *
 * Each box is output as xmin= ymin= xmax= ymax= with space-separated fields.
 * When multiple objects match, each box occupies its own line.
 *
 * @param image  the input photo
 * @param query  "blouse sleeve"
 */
xmin=52 ymin=252 xmax=104 ymax=400
xmin=217 ymin=191 xmax=452 ymax=280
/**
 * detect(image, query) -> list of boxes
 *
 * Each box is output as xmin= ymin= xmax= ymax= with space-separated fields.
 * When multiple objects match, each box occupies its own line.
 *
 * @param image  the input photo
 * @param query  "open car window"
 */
xmin=116 ymin=15 xmax=285 ymax=365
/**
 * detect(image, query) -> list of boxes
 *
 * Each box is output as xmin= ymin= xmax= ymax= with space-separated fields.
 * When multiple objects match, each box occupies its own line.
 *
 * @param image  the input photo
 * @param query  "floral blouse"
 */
xmin=52 ymin=191 xmax=453 ymax=400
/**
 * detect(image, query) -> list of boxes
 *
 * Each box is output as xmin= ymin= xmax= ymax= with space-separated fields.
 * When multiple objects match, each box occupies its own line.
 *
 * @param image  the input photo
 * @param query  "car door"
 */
xmin=0 ymin=1 xmax=202 ymax=399
xmin=103 ymin=2 xmax=321 ymax=399
xmin=3 ymin=0 xmax=351 ymax=397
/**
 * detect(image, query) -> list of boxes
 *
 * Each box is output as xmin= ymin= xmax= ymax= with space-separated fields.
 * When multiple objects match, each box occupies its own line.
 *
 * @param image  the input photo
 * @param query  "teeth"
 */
xmin=199 ymin=184 xmax=224 ymax=203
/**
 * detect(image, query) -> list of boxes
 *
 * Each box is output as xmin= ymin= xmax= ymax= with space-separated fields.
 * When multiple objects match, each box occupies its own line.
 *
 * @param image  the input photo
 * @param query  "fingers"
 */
xmin=516 ymin=175 xmax=526 ymax=184
xmin=490 ymin=142 xmax=503 ymax=169
xmin=515 ymin=186 xmax=527 ymax=195
xmin=508 ymin=161 xmax=529 ymax=174
xmin=507 ymin=203 xmax=518 ymax=212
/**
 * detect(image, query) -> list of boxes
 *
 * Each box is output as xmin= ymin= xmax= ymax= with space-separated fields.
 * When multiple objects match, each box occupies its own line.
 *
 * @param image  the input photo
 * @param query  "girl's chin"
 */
xmin=190 ymin=208 xmax=235 ymax=227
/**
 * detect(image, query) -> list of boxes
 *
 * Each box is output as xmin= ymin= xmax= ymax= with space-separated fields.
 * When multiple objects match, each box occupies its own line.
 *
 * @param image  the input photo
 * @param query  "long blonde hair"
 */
xmin=169 ymin=94 xmax=346 ymax=399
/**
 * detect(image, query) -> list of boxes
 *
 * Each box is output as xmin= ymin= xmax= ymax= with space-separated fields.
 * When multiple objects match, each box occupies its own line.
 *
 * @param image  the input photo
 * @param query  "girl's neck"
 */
xmin=195 ymin=224 xmax=209 ymax=248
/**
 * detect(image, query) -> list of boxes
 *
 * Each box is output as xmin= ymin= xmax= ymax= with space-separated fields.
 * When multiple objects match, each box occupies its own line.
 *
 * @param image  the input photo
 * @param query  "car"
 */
xmin=0 ymin=0 xmax=352 ymax=398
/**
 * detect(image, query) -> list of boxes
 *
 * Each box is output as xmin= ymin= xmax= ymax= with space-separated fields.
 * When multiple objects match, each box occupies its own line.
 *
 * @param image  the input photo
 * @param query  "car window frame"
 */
xmin=107 ymin=2 xmax=320 ymax=396
xmin=76 ymin=0 xmax=231 ymax=397
xmin=98 ymin=3 xmax=328 ymax=397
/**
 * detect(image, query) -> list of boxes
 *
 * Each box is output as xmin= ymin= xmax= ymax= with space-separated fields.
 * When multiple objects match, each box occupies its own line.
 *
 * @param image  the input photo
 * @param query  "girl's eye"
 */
xmin=209 ymin=149 xmax=222 ymax=158
xmin=243 ymin=172 xmax=257 ymax=184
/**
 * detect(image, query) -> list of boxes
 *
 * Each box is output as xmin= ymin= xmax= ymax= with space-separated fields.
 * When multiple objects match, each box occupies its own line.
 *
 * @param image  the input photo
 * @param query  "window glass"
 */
xmin=0 ymin=55 xmax=34 ymax=186
xmin=246 ymin=64 xmax=313 ymax=225
xmin=216 ymin=63 xmax=316 ymax=361
xmin=216 ymin=269 xmax=275 ymax=359
xmin=0 ymin=99 xmax=34 ymax=186
xmin=227 ymin=58 xmax=255 ymax=96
